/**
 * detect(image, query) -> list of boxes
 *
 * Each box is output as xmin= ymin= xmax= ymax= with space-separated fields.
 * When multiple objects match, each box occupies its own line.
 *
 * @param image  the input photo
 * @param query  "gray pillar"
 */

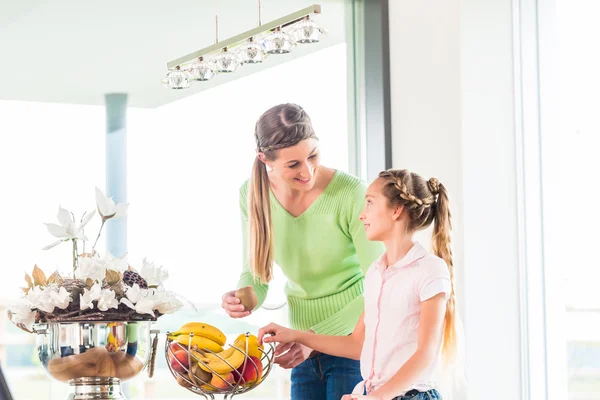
xmin=364 ymin=0 xmax=392 ymax=181
xmin=104 ymin=93 xmax=128 ymax=258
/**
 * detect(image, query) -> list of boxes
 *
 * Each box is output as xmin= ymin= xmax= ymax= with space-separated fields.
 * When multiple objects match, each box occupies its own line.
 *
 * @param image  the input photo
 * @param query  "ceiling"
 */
xmin=0 ymin=0 xmax=348 ymax=108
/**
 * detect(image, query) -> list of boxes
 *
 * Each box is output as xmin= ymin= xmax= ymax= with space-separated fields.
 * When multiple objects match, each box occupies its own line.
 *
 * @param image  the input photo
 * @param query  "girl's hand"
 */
xmin=257 ymin=323 xmax=297 ymax=345
xmin=341 ymin=395 xmax=381 ymax=400
xmin=221 ymin=290 xmax=251 ymax=319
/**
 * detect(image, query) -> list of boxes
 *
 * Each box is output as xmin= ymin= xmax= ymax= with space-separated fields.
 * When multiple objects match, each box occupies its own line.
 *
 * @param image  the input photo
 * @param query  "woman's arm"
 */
xmin=366 ymin=293 xmax=447 ymax=400
xmin=258 ymin=312 xmax=366 ymax=361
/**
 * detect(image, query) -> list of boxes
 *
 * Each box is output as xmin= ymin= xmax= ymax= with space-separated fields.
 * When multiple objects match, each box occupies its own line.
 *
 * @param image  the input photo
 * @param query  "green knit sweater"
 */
xmin=237 ymin=170 xmax=385 ymax=336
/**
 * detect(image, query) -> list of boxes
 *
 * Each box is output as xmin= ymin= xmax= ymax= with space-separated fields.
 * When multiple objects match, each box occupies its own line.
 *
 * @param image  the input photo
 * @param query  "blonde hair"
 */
xmin=378 ymin=169 xmax=457 ymax=363
xmin=248 ymin=104 xmax=318 ymax=283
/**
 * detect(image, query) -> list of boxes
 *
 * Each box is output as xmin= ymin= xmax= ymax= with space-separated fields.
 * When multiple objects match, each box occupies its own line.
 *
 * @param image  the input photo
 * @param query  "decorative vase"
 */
xmin=35 ymin=321 xmax=158 ymax=400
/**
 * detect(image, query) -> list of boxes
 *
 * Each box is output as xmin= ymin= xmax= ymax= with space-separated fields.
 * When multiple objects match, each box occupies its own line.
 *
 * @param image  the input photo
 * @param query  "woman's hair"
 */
xmin=248 ymin=103 xmax=318 ymax=283
xmin=378 ymin=169 xmax=457 ymax=363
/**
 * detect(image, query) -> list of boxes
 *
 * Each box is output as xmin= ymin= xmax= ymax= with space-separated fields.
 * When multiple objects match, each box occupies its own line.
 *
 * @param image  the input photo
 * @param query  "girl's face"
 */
xmin=359 ymin=178 xmax=402 ymax=242
xmin=264 ymin=138 xmax=321 ymax=192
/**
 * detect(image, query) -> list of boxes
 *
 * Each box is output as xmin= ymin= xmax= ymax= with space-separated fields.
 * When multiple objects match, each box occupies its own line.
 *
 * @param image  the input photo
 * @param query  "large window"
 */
xmin=548 ymin=1 xmax=600 ymax=398
xmin=520 ymin=0 xmax=600 ymax=399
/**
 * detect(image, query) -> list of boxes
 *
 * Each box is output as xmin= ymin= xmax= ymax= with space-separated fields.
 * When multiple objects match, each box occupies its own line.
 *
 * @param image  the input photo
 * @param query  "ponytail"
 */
xmin=430 ymin=181 xmax=457 ymax=364
xmin=247 ymin=158 xmax=274 ymax=283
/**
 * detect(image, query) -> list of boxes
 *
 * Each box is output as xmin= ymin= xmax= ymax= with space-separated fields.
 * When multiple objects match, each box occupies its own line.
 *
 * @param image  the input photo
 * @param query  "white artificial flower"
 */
xmin=120 ymin=283 xmax=146 ymax=308
xmin=120 ymin=284 xmax=154 ymax=316
xmin=49 ymin=287 xmax=71 ymax=310
xmin=80 ymin=282 xmax=102 ymax=310
xmin=76 ymin=256 xmax=107 ymax=282
xmin=95 ymin=187 xmax=129 ymax=220
xmin=43 ymin=206 xmax=95 ymax=250
xmin=97 ymin=288 xmax=119 ymax=312
xmin=150 ymin=290 xmax=183 ymax=314
xmin=139 ymin=258 xmax=169 ymax=287
xmin=27 ymin=286 xmax=55 ymax=313
xmin=132 ymin=298 xmax=155 ymax=316
xmin=121 ymin=284 xmax=145 ymax=304
xmin=101 ymin=253 xmax=128 ymax=273
xmin=9 ymin=297 xmax=32 ymax=313
xmin=8 ymin=298 xmax=36 ymax=331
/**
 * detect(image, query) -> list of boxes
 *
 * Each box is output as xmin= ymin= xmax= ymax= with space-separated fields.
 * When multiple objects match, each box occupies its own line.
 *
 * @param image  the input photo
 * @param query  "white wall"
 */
xmin=388 ymin=0 xmax=522 ymax=399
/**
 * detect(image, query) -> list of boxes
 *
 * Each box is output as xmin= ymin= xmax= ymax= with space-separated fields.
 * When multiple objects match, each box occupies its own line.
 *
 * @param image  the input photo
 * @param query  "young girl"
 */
xmin=258 ymin=169 xmax=457 ymax=400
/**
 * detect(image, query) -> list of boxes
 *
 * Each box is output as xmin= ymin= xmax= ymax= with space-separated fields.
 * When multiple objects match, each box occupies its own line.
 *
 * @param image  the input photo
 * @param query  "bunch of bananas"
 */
xmin=168 ymin=322 xmax=227 ymax=353
xmin=167 ymin=322 xmax=265 ymax=392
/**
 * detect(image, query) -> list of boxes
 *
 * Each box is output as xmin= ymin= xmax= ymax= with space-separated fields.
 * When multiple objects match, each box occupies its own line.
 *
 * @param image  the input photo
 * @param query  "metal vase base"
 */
xmin=67 ymin=377 xmax=125 ymax=400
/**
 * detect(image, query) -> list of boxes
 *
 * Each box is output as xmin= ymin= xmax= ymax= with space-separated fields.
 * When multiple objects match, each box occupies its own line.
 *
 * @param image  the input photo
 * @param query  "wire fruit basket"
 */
xmin=165 ymin=331 xmax=276 ymax=399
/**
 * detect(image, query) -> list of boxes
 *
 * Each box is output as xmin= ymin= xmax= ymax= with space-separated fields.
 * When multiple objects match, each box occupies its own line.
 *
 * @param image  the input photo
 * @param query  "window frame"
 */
xmin=514 ymin=0 xmax=567 ymax=398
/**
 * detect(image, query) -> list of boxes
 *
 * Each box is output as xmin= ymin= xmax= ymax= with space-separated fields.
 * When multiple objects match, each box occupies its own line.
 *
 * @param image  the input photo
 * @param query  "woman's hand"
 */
xmin=221 ymin=290 xmax=251 ymax=318
xmin=258 ymin=323 xmax=313 ymax=369
xmin=273 ymin=342 xmax=313 ymax=369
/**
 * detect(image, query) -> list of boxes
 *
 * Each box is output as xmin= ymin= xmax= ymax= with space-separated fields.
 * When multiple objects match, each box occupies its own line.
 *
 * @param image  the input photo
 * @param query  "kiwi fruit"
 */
xmin=189 ymin=363 xmax=212 ymax=386
xmin=235 ymin=286 xmax=258 ymax=311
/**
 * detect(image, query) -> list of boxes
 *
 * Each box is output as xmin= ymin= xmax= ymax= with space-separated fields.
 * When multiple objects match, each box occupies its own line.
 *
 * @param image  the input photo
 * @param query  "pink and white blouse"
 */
xmin=353 ymin=242 xmax=451 ymax=397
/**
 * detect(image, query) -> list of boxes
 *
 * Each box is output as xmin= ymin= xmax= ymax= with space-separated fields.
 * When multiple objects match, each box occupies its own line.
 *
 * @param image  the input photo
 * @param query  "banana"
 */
xmin=192 ymin=333 xmax=264 ymax=375
xmin=192 ymin=347 xmax=246 ymax=375
xmin=169 ymin=322 xmax=226 ymax=346
xmin=183 ymin=331 xmax=265 ymax=376
xmin=211 ymin=347 xmax=236 ymax=360
xmin=172 ymin=334 xmax=224 ymax=353
xmin=233 ymin=333 xmax=263 ymax=359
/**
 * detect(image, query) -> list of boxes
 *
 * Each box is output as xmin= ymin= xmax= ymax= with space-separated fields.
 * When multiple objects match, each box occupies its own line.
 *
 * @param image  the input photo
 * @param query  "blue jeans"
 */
xmin=395 ymin=389 xmax=443 ymax=400
xmin=290 ymin=353 xmax=362 ymax=400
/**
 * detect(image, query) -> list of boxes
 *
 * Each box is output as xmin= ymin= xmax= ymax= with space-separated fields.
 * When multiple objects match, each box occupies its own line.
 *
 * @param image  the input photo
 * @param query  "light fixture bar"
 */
xmin=166 ymin=4 xmax=321 ymax=69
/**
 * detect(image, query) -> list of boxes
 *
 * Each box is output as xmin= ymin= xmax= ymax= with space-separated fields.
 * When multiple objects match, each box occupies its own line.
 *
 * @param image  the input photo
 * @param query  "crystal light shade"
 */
xmin=237 ymin=37 xmax=267 ymax=64
xmin=262 ymin=27 xmax=296 ymax=54
xmin=188 ymin=57 xmax=216 ymax=81
xmin=162 ymin=66 xmax=191 ymax=89
xmin=214 ymin=48 xmax=242 ymax=73
xmin=290 ymin=18 xmax=325 ymax=43
xmin=162 ymin=5 xmax=324 ymax=89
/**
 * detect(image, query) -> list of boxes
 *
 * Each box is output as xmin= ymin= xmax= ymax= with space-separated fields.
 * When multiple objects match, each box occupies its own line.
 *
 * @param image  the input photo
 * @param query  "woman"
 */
xmin=221 ymin=103 xmax=384 ymax=400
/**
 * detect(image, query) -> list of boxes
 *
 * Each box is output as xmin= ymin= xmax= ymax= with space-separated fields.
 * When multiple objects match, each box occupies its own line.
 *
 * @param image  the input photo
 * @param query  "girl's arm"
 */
xmin=363 ymin=293 xmax=447 ymax=400
xmin=258 ymin=312 xmax=365 ymax=361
